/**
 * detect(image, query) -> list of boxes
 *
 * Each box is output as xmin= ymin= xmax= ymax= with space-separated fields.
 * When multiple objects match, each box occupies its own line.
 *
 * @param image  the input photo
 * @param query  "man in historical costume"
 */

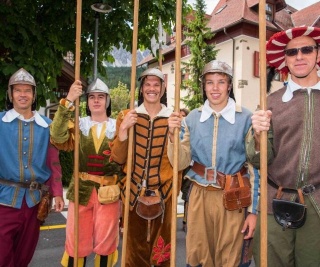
xmin=168 ymin=60 xmax=259 ymax=267
xmin=50 ymin=78 xmax=123 ymax=267
xmin=111 ymin=68 xmax=181 ymax=266
xmin=0 ymin=68 xmax=64 ymax=267
xmin=248 ymin=26 xmax=320 ymax=267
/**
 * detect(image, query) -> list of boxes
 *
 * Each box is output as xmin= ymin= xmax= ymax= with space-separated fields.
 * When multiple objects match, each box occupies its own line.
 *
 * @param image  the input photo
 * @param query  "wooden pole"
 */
xmin=121 ymin=0 xmax=139 ymax=265
xmin=73 ymin=0 xmax=82 ymax=266
xmin=159 ymin=47 xmax=163 ymax=71
xmin=158 ymin=17 xmax=163 ymax=71
xmin=258 ymin=1 xmax=268 ymax=266
xmin=170 ymin=0 xmax=182 ymax=266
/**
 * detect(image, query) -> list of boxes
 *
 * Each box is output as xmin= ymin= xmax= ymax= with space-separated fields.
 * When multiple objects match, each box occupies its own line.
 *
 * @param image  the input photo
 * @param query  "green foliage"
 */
xmin=110 ymin=81 xmax=131 ymax=118
xmin=181 ymin=0 xmax=218 ymax=110
xmin=79 ymin=101 xmax=87 ymax=118
xmin=59 ymin=150 xmax=73 ymax=187
xmin=104 ymin=66 xmax=145 ymax=90
xmin=0 ymin=0 xmax=188 ymax=110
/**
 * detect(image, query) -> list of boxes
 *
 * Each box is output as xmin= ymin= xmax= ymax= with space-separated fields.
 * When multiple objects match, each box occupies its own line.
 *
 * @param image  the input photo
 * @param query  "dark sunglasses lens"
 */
xmin=285 ymin=46 xmax=317 ymax=56
xmin=301 ymin=46 xmax=315 ymax=54
xmin=285 ymin=48 xmax=298 ymax=56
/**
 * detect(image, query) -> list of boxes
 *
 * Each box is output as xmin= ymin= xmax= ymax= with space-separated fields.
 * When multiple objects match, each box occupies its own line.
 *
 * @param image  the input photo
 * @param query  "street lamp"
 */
xmin=91 ymin=2 xmax=112 ymax=80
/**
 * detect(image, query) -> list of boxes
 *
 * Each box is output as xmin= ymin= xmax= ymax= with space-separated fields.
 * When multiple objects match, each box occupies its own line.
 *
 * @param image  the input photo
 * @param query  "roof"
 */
xmin=247 ymin=0 xmax=286 ymax=12
xmin=207 ymin=0 xmax=288 ymax=32
xmin=291 ymin=2 xmax=320 ymax=27
xmin=138 ymin=42 xmax=177 ymax=66
xmin=139 ymin=0 xmax=315 ymax=66
xmin=272 ymin=5 xmax=295 ymax=30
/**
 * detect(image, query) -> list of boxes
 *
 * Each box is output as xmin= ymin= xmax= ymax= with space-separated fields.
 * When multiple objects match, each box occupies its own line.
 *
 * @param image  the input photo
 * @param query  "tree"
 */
xmin=104 ymin=66 xmax=145 ymax=90
xmin=109 ymin=81 xmax=131 ymax=119
xmin=181 ymin=0 xmax=218 ymax=110
xmin=0 ymin=0 xmax=188 ymax=110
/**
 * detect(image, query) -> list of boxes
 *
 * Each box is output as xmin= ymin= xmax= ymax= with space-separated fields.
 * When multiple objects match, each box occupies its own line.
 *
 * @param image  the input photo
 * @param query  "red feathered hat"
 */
xmin=266 ymin=26 xmax=320 ymax=74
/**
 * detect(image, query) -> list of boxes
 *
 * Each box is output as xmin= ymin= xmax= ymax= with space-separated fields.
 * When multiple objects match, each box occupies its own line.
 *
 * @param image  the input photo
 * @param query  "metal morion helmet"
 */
xmin=138 ymin=68 xmax=166 ymax=97
xmin=200 ymin=60 xmax=233 ymax=80
xmin=86 ymin=78 xmax=110 ymax=108
xmin=7 ymin=68 xmax=36 ymax=102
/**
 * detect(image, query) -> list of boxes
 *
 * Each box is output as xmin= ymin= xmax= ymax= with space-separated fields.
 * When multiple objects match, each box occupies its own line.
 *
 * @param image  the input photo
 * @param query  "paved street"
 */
xmin=29 ymin=192 xmax=187 ymax=267
xmin=29 ymin=190 xmax=255 ymax=267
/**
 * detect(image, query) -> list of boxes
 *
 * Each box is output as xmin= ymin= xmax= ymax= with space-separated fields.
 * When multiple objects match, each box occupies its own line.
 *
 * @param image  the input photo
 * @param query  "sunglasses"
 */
xmin=284 ymin=45 xmax=318 ymax=57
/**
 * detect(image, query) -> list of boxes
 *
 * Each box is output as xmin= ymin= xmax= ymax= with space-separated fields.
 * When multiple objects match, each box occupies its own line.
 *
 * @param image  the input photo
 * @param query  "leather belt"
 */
xmin=268 ymin=178 xmax=319 ymax=195
xmin=191 ymin=162 xmax=247 ymax=189
xmin=0 ymin=177 xmax=48 ymax=191
xmin=79 ymin=172 xmax=117 ymax=186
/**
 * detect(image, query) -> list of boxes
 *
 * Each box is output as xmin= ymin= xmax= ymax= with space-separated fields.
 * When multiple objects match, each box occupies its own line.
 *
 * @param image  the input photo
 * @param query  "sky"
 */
xmin=187 ymin=0 xmax=319 ymax=13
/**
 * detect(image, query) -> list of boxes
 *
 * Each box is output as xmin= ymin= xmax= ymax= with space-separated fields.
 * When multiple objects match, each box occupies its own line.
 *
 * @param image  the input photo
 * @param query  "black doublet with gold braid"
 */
xmin=129 ymin=114 xmax=171 ymax=206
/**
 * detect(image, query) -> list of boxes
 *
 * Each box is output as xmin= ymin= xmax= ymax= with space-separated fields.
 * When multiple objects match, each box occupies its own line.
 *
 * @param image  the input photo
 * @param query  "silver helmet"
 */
xmin=200 ymin=60 xmax=233 ymax=79
xmin=8 ymin=68 xmax=36 ymax=102
xmin=138 ymin=68 xmax=166 ymax=97
xmin=86 ymin=78 xmax=110 ymax=108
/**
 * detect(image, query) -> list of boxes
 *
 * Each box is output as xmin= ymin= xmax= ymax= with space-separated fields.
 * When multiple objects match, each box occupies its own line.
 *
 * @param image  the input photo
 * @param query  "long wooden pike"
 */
xmin=121 ymin=0 xmax=139 ymax=265
xmin=73 ymin=0 xmax=82 ymax=266
xmin=170 ymin=0 xmax=182 ymax=265
xmin=258 ymin=0 xmax=268 ymax=266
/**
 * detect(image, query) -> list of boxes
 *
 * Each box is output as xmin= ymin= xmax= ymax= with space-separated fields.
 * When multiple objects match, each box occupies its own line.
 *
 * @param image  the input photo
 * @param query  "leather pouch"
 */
xmin=223 ymin=172 xmax=251 ymax=211
xmin=98 ymin=185 xmax=120 ymax=205
xmin=37 ymin=191 xmax=52 ymax=222
xmin=136 ymin=195 xmax=164 ymax=220
xmin=273 ymin=187 xmax=307 ymax=230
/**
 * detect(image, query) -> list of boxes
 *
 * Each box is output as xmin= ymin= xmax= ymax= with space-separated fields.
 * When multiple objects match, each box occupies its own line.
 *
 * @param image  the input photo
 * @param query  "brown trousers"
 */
xmin=125 ymin=197 xmax=172 ymax=267
xmin=186 ymin=186 xmax=245 ymax=267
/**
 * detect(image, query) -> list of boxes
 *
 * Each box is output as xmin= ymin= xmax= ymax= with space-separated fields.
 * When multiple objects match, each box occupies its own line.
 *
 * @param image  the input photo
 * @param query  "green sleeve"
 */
xmin=50 ymin=105 xmax=74 ymax=145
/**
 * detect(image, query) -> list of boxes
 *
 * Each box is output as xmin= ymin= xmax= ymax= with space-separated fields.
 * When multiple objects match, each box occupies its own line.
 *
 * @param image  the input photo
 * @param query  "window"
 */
xmin=266 ymin=3 xmax=274 ymax=21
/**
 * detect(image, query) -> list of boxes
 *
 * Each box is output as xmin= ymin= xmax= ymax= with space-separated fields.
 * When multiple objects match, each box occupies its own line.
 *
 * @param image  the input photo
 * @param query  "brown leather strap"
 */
xmin=276 ymin=186 xmax=284 ymax=199
xmin=268 ymin=178 xmax=319 ymax=195
xmin=297 ymin=189 xmax=305 ymax=205
xmin=79 ymin=172 xmax=117 ymax=186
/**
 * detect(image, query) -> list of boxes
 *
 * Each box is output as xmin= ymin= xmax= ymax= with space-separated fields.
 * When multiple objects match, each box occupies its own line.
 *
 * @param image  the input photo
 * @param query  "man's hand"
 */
xmin=53 ymin=196 xmax=64 ymax=212
xmin=118 ymin=109 xmax=138 ymax=141
xmin=251 ymin=110 xmax=272 ymax=151
xmin=241 ymin=213 xmax=257 ymax=239
xmin=168 ymin=111 xmax=182 ymax=142
xmin=66 ymin=80 xmax=83 ymax=102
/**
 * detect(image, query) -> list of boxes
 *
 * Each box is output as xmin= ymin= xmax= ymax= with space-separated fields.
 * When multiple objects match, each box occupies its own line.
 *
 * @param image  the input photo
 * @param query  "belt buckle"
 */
xmin=302 ymin=184 xmax=315 ymax=195
xmin=29 ymin=181 xmax=39 ymax=191
xmin=204 ymin=166 xmax=221 ymax=189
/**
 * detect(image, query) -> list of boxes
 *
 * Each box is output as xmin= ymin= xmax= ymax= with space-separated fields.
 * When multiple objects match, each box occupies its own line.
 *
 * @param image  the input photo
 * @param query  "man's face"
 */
xmin=88 ymin=92 xmax=108 ymax=115
xmin=285 ymin=36 xmax=320 ymax=80
xmin=12 ymin=84 xmax=34 ymax=112
xmin=141 ymin=76 xmax=162 ymax=104
xmin=204 ymin=73 xmax=230 ymax=112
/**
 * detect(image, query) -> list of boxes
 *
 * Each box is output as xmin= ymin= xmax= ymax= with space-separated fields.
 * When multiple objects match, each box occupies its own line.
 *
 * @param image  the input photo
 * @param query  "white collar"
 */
xmin=135 ymin=103 xmax=172 ymax=117
xmin=79 ymin=116 xmax=116 ymax=139
xmin=282 ymin=79 xmax=320 ymax=102
xmin=2 ymin=109 xmax=49 ymax=128
xmin=200 ymin=98 xmax=237 ymax=124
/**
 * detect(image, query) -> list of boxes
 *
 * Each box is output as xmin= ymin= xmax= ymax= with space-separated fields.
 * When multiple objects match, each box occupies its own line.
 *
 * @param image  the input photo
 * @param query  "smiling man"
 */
xmin=167 ymin=60 xmax=259 ymax=267
xmin=0 ymin=68 xmax=64 ymax=267
xmin=248 ymin=26 xmax=320 ymax=267
xmin=111 ymin=68 xmax=180 ymax=266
